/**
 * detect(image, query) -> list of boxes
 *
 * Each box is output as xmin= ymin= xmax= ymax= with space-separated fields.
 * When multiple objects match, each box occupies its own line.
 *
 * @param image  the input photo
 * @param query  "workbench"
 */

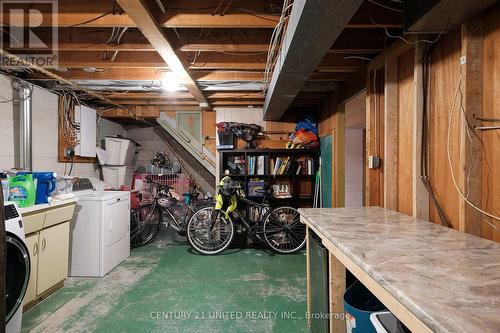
xmin=299 ymin=207 xmax=500 ymax=333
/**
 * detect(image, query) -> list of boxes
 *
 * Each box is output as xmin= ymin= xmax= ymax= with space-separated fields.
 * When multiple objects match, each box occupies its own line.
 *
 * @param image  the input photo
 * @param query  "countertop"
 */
xmin=299 ymin=206 xmax=500 ymax=333
xmin=17 ymin=197 xmax=78 ymax=215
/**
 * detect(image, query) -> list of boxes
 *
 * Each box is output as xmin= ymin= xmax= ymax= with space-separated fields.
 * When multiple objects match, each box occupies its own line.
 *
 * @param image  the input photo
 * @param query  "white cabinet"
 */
xmin=37 ymin=222 xmax=70 ymax=295
xmin=21 ymin=202 xmax=75 ymax=310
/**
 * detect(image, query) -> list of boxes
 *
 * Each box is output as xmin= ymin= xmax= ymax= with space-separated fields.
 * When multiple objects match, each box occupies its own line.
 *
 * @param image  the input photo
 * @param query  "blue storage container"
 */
xmin=344 ymin=281 xmax=387 ymax=333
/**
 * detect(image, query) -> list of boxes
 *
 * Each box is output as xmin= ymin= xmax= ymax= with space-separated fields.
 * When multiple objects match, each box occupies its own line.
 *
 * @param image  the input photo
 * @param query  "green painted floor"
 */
xmin=22 ymin=230 xmax=310 ymax=333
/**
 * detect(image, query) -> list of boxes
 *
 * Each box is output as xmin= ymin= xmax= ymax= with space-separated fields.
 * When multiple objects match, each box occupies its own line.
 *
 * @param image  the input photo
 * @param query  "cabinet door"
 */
xmin=23 ymin=233 xmax=39 ymax=305
xmin=37 ymin=222 xmax=70 ymax=296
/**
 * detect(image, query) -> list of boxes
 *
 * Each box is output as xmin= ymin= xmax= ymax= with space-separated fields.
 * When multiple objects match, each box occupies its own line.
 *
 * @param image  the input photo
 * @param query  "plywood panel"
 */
xmin=428 ymin=30 xmax=462 ymax=229
xmin=397 ymin=49 xmax=415 ymax=215
xmin=482 ymin=5 xmax=500 ymax=241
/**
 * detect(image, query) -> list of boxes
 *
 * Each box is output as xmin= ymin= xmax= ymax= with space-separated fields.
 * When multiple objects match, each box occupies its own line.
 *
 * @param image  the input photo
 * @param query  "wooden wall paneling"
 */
xmin=365 ymin=69 xmax=385 ymax=206
xmin=397 ymin=49 xmax=415 ymax=216
xmin=481 ymin=5 xmax=500 ymax=241
xmin=202 ymin=110 xmax=216 ymax=155
xmin=412 ymin=44 xmax=429 ymax=219
xmin=428 ymin=31 xmax=462 ymax=228
xmin=384 ymin=56 xmax=399 ymax=211
xmin=459 ymin=18 xmax=484 ymax=236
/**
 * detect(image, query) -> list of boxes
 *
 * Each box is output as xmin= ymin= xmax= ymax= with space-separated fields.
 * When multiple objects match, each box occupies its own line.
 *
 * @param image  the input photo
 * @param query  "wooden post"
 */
xmin=459 ymin=18 xmax=484 ymax=236
xmin=329 ymin=253 xmax=346 ymax=333
xmin=306 ymin=227 xmax=312 ymax=326
xmin=384 ymin=56 xmax=399 ymax=210
xmin=412 ymin=43 xmax=430 ymax=219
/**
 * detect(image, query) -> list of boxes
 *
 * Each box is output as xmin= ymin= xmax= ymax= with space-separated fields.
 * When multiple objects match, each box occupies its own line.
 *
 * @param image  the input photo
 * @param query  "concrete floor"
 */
xmin=22 ymin=228 xmax=309 ymax=333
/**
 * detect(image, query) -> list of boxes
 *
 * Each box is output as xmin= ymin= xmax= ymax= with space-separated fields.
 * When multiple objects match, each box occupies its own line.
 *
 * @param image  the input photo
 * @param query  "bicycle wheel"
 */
xmin=187 ymin=206 xmax=234 ymax=255
xmin=130 ymin=204 xmax=162 ymax=248
xmin=263 ymin=206 xmax=305 ymax=253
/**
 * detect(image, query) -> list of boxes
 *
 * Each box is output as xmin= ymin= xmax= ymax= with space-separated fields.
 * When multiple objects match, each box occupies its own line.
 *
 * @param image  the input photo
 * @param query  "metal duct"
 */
xmin=13 ymin=79 xmax=33 ymax=170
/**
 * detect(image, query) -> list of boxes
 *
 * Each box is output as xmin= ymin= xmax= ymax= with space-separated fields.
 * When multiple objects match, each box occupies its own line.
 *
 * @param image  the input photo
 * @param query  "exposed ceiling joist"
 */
xmin=50 ymin=51 xmax=365 ymax=71
xmin=263 ymin=0 xmax=363 ymax=120
xmin=37 ymin=68 xmax=265 ymax=81
xmin=116 ymin=0 xmax=208 ymax=107
xmin=102 ymin=92 xmax=265 ymax=100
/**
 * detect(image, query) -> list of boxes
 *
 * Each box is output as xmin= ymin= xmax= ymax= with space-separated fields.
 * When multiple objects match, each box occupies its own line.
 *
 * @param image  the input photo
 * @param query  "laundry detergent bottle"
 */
xmin=9 ymin=174 xmax=36 ymax=207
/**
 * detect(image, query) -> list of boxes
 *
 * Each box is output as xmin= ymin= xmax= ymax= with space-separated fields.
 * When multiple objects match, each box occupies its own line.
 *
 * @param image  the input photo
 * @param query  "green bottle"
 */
xmin=9 ymin=174 xmax=36 ymax=207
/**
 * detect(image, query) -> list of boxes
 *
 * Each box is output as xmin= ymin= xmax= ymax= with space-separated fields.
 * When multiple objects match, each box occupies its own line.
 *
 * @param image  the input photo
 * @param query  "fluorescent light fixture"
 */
xmin=161 ymin=72 xmax=181 ymax=91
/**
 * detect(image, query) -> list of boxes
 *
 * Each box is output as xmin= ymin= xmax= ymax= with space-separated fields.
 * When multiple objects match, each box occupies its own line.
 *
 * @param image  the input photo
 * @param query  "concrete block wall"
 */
xmin=126 ymin=126 xmax=215 ymax=194
xmin=0 ymin=74 xmax=125 ymax=177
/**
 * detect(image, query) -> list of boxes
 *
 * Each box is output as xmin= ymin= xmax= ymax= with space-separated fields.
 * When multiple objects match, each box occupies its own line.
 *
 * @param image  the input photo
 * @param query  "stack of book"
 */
xmin=271 ymin=157 xmax=292 ymax=175
xmin=247 ymin=155 xmax=267 ymax=175
xmin=295 ymin=156 xmax=315 ymax=176
xmin=226 ymin=155 xmax=246 ymax=175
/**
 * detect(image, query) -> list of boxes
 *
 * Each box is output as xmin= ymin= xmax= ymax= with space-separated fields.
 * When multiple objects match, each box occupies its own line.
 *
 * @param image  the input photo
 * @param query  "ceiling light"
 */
xmin=161 ymin=72 xmax=181 ymax=92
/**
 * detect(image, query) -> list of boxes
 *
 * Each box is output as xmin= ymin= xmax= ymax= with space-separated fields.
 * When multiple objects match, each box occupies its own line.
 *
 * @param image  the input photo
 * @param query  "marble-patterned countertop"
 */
xmin=299 ymin=206 xmax=500 ymax=333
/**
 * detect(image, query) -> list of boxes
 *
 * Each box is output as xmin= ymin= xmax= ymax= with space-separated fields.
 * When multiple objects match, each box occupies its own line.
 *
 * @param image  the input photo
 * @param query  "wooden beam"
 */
xmin=0 ymin=1 xmax=280 ymax=28
xmin=21 ymin=28 xmax=273 ymax=53
xmin=112 ymin=99 xmax=263 ymax=106
xmin=116 ymin=0 xmax=208 ymax=106
xmin=263 ymin=0 xmax=363 ymax=120
xmin=52 ymin=51 xmax=366 ymax=72
xmin=384 ymin=56 xmax=398 ymax=211
xmin=329 ymin=253 xmax=346 ymax=333
xmin=368 ymin=38 xmax=416 ymax=71
xmin=54 ymin=51 xmax=268 ymax=70
xmin=34 ymin=68 xmax=264 ymax=81
xmin=103 ymin=92 xmax=265 ymax=100
xmin=459 ymin=18 xmax=484 ymax=236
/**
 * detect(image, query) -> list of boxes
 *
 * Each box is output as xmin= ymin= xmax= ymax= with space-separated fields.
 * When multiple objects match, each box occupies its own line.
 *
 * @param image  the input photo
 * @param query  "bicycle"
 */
xmin=186 ymin=176 xmax=306 ymax=255
xmin=130 ymin=177 xmax=212 ymax=248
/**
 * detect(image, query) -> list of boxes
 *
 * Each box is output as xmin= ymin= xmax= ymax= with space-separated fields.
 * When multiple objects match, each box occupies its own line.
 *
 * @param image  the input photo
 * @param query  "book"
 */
xmin=257 ymin=155 xmax=265 ymax=175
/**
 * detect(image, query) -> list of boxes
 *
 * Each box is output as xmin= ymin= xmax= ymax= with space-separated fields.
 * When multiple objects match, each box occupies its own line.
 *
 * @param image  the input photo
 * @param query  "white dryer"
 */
xmin=4 ymin=202 xmax=30 ymax=333
xmin=69 ymin=178 xmax=130 ymax=277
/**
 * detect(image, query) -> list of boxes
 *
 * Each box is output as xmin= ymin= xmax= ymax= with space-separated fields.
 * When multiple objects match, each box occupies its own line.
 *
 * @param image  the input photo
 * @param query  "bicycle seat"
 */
xmin=191 ymin=192 xmax=200 ymax=200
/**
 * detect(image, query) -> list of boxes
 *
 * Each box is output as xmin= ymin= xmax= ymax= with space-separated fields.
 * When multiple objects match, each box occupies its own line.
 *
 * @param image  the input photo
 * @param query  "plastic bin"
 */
xmin=344 ymin=281 xmax=387 ymax=333
xmin=370 ymin=312 xmax=411 ymax=333
xmin=102 ymin=166 xmax=135 ymax=189
xmin=104 ymin=137 xmax=139 ymax=165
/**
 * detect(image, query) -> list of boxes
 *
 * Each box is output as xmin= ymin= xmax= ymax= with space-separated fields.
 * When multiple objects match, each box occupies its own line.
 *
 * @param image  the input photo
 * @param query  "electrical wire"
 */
xmin=68 ymin=11 xmax=113 ymax=28
xmin=446 ymin=64 xmax=500 ymax=223
xmin=367 ymin=0 xmax=403 ymax=13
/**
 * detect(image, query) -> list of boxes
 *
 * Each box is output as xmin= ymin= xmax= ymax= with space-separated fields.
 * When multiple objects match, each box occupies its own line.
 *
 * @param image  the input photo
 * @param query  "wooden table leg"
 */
xmin=306 ymin=226 xmax=312 ymax=326
xmin=329 ymin=253 xmax=346 ymax=333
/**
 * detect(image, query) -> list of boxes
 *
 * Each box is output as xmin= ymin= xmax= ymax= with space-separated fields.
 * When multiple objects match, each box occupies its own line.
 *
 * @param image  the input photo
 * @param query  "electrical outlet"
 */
xmin=368 ymin=155 xmax=381 ymax=169
xmin=64 ymin=147 xmax=75 ymax=158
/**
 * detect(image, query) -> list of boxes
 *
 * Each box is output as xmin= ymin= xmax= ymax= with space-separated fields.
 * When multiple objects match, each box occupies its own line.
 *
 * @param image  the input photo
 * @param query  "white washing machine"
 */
xmin=4 ymin=202 xmax=30 ymax=333
xmin=69 ymin=178 xmax=130 ymax=277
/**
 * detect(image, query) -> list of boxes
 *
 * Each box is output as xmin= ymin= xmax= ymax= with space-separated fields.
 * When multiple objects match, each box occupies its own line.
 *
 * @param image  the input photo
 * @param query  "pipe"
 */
xmin=20 ymin=85 xmax=32 ymax=170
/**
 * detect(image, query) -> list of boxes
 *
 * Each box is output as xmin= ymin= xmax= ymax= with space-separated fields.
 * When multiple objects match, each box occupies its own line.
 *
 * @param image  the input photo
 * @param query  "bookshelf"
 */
xmin=218 ymin=148 xmax=319 ymax=208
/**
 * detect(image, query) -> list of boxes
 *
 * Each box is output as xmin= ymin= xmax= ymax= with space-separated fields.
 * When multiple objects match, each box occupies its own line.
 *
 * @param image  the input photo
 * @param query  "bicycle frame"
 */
xmin=223 ymin=195 xmax=272 ymax=241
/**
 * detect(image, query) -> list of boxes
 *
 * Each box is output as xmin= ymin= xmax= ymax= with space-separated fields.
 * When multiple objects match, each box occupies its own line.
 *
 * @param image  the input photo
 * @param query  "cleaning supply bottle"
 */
xmin=9 ymin=174 xmax=36 ymax=207
xmin=17 ymin=171 xmax=57 ymax=204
